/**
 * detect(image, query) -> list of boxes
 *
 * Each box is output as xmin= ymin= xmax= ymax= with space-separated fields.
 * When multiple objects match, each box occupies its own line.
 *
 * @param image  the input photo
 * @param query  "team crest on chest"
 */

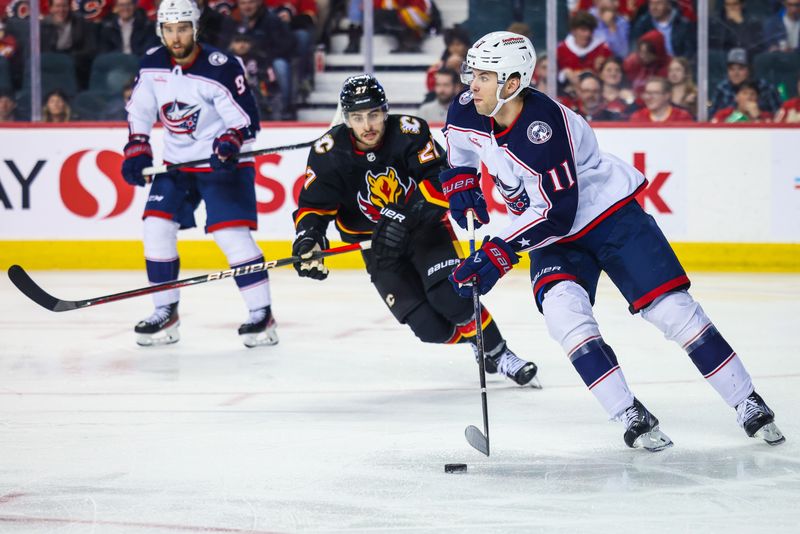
xmin=160 ymin=100 xmax=201 ymax=136
xmin=459 ymin=91 xmax=474 ymax=105
xmin=527 ymin=121 xmax=552 ymax=144
xmin=356 ymin=167 xmax=416 ymax=222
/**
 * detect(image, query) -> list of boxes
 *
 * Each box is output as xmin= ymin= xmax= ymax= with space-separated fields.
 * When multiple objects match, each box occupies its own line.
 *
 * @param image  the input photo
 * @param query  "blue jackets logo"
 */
xmin=159 ymin=100 xmax=202 ymax=136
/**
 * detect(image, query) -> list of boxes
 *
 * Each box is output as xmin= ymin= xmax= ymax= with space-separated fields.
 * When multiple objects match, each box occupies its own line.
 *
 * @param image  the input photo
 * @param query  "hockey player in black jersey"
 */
xmin=291 ymin=74 xmax=540 ymax=387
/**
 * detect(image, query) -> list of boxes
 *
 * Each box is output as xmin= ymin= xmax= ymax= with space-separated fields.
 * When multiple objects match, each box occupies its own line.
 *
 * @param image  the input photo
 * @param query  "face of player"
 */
xmin=347 ymin=107 xmax=387 ymax=150
xmin=162 ymin=22 xmax=196 ymax=61
xmin=469 ymin=68 xmax=500 ymax=116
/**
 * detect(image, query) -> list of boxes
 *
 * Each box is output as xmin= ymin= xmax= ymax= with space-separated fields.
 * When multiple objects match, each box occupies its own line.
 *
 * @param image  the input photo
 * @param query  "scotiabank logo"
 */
xmin=60 ymin=150 xmax=134 ymax=218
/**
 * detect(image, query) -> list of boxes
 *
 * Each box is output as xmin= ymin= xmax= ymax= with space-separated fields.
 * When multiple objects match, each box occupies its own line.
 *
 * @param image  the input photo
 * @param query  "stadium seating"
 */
xmin=0 ymin=56 xmax=12 ymax=93
xmin=89 ymin=52 xmax=140 ymax=96
xmin=754 ymin=52 xmax=800 ymax=99
xmin=22 ymin=52 xmax=79 ymax=98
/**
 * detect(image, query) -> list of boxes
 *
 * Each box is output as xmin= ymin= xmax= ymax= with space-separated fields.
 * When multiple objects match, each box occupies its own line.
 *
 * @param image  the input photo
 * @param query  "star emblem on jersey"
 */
xmin=208 ymin=51 xmax=229 ymax=66
xmin=459 ymin=91 xmax=474 ymax=105
xmin=356 ymin=166 xmax=416 ymax=222
xmin=159 ymin=100 xmax=201 ymax=135
xmin=527 ymin=121 xmax=552 ymax=144
xmin=517 ymin=237 xmax=531 ymax=248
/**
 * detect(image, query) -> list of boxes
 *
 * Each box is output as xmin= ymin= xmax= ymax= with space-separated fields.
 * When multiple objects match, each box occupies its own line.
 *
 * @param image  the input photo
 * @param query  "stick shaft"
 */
xmin=141 ymin=140 xmax=316 ymax=176
xmin=468 ymin=212 xmax=490 ymax=453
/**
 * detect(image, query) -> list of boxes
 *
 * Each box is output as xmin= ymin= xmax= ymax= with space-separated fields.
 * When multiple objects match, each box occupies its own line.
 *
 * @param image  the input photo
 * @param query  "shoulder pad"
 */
xmin=457 ymin=90 xmax=474 ymax=106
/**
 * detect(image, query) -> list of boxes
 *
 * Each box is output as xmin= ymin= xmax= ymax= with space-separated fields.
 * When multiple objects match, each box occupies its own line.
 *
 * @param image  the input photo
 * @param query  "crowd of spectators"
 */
xmin=1 ymin=0 xmax=799 ymax=124
xmin=417 ymin=0 xmax=800 ymax=124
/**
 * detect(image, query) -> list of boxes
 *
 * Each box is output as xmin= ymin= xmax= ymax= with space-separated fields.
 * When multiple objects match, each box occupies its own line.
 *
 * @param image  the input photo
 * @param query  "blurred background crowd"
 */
xmin=0 ymin=0 xmax=798 ymax=123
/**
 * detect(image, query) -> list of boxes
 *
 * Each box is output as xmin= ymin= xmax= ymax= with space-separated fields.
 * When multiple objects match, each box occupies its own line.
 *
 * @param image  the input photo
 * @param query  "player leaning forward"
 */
xmin=121 ymin=0 xmax=277 ymax=348
xmin=292 ymin=74 xmax=539 ymax=386
xmin=442 ymin=32 xmax=784 ymax=449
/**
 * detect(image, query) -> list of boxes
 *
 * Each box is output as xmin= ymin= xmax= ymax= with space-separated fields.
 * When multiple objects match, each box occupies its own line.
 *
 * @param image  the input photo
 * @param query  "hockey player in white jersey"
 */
xmin=441 ymin=31 xmax=784 ymax=450
xmin=121 ymin=0 xmax=277 ymax=348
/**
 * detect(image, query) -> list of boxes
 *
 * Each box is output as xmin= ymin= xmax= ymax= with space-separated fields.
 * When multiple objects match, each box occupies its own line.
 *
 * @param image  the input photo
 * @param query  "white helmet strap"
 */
xmin=488 ymin=78 xmax=524 ymax=118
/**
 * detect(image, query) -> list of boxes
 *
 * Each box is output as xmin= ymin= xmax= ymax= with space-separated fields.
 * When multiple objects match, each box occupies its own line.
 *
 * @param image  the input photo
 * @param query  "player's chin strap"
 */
xmin=487 ymin=81 xmax=525 ymax=118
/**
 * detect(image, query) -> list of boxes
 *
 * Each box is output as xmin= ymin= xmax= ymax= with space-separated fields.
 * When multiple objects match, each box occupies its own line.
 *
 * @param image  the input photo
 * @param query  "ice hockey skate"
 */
xmin=736 ymin=391 xmax=785 ymax=446
xmin=489 ymin=344 xmax=541 ymax=388
xmin=135 ymin=303 xmax=180 ymax=346
xmin=617 ymin=398 xmax=673 ymax=452
xmin=238 ymin=307 xmax=279 ymax=348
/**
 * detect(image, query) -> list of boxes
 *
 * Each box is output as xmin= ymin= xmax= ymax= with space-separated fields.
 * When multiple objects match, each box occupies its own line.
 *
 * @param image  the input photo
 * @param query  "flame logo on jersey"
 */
xmin=493 ymin=176 xmax=530 ymax=215
xmin=356 ymin=167 xmax=416 ymax=222
xmin=159 ymin=100 xmax=202 ymax=136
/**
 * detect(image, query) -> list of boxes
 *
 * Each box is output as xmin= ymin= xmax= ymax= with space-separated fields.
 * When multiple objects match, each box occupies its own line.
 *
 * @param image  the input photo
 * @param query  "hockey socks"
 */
xmin=145 ymin=257 xmax=180 ymax=308
xmin=213 ymin=227 xmax=272 ymax=313
xmin=569 ymin=336 xmax=634 ymax=419
xmin=684 ymin=324 xmax=752 ymax=407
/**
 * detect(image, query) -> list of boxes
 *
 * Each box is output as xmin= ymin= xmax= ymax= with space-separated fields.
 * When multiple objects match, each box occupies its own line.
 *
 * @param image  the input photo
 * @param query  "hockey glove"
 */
xmin=292 ymin=228 xmax=330 ymax=280
xmin=449 ymin=236 xmax=519 ymax=297
xmin=121 ymin=134 xmax=153 ymax=187
xmin=371 ymin=201 xmax=422 ymax=266
xmin=210 ymin=128 xmax=243 ymax=174
xmin=439 ymin=166 xmax=489 ymax=230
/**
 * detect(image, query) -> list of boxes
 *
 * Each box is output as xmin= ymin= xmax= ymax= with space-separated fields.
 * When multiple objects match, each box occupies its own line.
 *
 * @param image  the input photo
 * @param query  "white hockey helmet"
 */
xmin=462 ymin=31 xmax=537 ymax=116
xmin=156 ymin=0 xmax=201 ymax=44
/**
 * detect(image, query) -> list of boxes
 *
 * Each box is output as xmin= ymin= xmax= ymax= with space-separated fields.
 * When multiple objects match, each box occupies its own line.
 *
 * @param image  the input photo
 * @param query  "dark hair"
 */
xmin=0 ymin=89 xmax=14 ymax=100
xmin=569 ymin=10 xmax=598 ymax=32
xmin=736 ymin=80 xmax=760 ymax=95
xmin=435 ymin=67 xmax=460 ymax=86
xmin=578 ymin=71 xmax=602 ymax=87
xmin=443 ymin=26 xmax=471 ymax=48
xmin=43 ymin=89 xmax=69 ymax=105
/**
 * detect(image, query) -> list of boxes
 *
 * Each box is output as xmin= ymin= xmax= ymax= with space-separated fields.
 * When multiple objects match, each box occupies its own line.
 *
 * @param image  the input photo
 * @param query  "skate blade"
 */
xmin=633 ymin=427 xmax=674 ymax=452
xmin=241 ymin=326 xmax=279 ymax=348
xmin=136 ymin=324 xmax=180 ymax=347
xmin=754 ymin=422 xmax=786 ymax=446
xmin=526 ymin=375 xmax=543 ymax=389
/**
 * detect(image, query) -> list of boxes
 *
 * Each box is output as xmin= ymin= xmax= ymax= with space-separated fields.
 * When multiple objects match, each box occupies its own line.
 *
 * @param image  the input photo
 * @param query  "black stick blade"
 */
xmin=7 ymin=265 xmax=75 ymax=312
xmin=465 ymin=425 xmax=490 ymax=456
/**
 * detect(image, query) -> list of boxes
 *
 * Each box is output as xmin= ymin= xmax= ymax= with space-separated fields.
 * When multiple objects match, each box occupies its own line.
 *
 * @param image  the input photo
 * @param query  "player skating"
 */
xmin=121 ymin=0 xmax=277 ymax=348
xmin=292 ymin=74 xmax=540 ymax=387
xmin=442 ymin=31 xmax=784 ymax=449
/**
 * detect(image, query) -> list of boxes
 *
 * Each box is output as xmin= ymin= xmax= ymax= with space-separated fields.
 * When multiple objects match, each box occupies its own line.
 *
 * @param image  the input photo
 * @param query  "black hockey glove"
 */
xmin=371 ymin=202 xmax=422 ymax=266
xmin=292 ymin=228 xmax=330 ymax=280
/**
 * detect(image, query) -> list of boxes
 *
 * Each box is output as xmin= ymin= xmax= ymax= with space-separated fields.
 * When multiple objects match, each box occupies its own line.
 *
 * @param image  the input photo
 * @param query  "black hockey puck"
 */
xmin=444 ymin=463 xmax=467 ymax=473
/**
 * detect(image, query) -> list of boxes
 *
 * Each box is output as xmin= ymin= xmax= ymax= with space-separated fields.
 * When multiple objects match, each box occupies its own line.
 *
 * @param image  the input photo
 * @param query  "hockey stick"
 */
xmin=7 ymin=241 xmax=370 ymax=313
xmin=464 ymin=211 xmax=490 ymax=457
xmin=141 ymin=139 xmax=317 ymax=176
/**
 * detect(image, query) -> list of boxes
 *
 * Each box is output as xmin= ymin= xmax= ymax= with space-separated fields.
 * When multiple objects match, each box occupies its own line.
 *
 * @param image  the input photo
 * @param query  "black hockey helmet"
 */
xmin=339 ymin=74 xmax=389 ymax=113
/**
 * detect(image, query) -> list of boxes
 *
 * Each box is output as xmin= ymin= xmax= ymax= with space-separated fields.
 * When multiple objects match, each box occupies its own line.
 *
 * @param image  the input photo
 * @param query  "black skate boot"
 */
xmin=134 ymin=302 xmax=180 ymax=346
xmin=736 ymin=391 xmax=785 ymax=446
xmin=488 ymin=344 xmax=541 ymax=388
xmin=617 ymin=398 xmax=673 ymax=452
xmin=238 ymin=306 xmax=279 ymax=348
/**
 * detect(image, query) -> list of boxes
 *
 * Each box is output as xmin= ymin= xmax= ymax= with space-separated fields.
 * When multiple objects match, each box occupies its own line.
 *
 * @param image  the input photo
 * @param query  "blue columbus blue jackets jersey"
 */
xmin=444 ymin=89 xmax=646 ymax=253
xmin=126 ymin=44 xmax=260 ymax=168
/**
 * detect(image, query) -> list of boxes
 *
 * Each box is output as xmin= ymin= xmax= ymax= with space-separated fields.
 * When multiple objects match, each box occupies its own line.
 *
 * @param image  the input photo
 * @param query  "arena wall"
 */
xmin=0 ymin=123 xmax=798 ymax=272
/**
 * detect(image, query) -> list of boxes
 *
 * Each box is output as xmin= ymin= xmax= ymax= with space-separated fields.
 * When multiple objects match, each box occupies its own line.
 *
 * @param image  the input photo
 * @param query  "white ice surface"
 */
xmin=1 ymin=269 xmax=799 ymax=533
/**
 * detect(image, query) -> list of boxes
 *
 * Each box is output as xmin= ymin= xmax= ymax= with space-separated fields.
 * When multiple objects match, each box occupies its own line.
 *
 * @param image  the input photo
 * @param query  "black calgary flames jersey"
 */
xmin=293 ymin=114 xmax=449 ymax=242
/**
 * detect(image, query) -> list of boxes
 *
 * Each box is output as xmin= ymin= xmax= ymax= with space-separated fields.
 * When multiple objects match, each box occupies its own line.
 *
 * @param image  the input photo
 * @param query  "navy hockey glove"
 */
xmin=292 ymin=228 xmax=330 ymax=280
xmin=121 ymin=134 xmax=153 ymax=187
xmin=371 ymin=202 xmax=423 ymax=266
xmin=439 ymin=166 xmax=489 ymax=230
xmin=449 ymin=236 xmax=519 ymax=297
xmin=210 ymin=128 xmax=243 ymax=174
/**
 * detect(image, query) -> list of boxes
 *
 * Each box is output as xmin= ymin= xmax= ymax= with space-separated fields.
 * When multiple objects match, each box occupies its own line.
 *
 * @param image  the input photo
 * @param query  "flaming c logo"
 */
xmin=356 ymin=167 xmax=415 ymax=222
xmin=60 ymin=150 xmax=134 ymax=218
